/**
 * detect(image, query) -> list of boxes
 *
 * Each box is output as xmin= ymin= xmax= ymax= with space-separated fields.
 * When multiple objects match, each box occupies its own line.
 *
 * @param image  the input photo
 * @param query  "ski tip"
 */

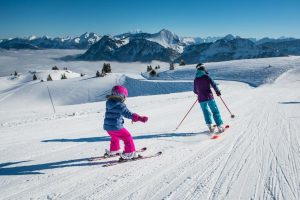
xmin=141 ymin=147 xmax=147 ymax=151
xmin=211 ymin=135 xmax=219 ymax=139
xmin=225 ymin=125 xmax=230 ymax=128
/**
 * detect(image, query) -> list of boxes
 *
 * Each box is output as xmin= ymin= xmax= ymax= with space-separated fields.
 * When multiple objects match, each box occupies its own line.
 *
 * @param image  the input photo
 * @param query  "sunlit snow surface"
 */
xmin=0 ymin=50 xmax=300 ymax=200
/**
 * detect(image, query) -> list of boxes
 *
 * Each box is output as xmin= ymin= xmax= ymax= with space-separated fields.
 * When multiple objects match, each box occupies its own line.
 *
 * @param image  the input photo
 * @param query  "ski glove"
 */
xmin=216 ymin=90 xmax=221 ymax=96
xmin=132 ymin=113 xmax=148 ymax=123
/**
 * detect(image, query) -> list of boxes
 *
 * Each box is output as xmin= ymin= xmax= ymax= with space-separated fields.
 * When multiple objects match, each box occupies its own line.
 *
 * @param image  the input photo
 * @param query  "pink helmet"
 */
xmin=111 ymin=85 xmax=128 ymax=98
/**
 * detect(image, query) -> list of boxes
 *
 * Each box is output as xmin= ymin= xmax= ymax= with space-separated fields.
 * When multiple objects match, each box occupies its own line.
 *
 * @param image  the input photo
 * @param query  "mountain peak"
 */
xmin=27 ymin=35 xmax=37 ymax=40
xmin=158 ymin=29 xmax=173 ymax=34
xmin=80 ymin=32 xmax=99 ymax=38
xmin=223 ymin=34 xmax=235 ymax=41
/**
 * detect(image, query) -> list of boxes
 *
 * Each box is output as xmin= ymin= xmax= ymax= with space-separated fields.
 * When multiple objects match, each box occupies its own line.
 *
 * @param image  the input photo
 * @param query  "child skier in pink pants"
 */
xmin=103 ymin=85 xmax=148 ymax=160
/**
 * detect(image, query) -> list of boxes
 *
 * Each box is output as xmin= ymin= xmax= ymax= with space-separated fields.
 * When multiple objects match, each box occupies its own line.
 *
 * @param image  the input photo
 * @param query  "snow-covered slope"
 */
xmin=1 ymin=50 xmax=300 ymax=200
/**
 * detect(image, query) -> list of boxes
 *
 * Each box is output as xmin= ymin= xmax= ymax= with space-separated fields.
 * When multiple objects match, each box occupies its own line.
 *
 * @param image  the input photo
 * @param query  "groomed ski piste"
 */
xmin=0 ymin=50 xmax=300 ymax=200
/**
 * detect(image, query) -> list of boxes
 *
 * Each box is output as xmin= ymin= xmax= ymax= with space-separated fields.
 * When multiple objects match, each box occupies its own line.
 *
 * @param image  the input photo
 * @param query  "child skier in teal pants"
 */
xmin=193 ymin=63 xmax=225 ymax=133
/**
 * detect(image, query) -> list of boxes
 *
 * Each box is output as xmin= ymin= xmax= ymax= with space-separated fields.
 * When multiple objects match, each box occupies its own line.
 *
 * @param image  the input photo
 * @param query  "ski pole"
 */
xmin=175 ymin=99 xmax=198 ymax=131
xmin=47 ymin=85 xmax=56 ymax=114
xmin=219 ymin=96 xmax=235 ymax=118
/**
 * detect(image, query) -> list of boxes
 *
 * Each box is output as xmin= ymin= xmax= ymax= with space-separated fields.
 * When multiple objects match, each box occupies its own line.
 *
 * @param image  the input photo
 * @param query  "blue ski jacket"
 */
xmin=103 ymin=99 xmax=134 ymax=131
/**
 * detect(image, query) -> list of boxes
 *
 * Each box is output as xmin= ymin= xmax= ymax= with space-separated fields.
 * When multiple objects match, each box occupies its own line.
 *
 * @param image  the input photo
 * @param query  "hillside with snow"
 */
xmin=0 ymin=50 xmax=300 ymax=200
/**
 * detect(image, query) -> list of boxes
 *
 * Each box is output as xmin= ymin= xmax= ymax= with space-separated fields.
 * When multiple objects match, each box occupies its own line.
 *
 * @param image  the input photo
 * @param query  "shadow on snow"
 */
xmin=279 ymin=101 xmax=300 ymax=104
xmin=1 ymin=131 xmax=208 ymax=176
xmin=41 ymin=131 xmax=209 ymax=143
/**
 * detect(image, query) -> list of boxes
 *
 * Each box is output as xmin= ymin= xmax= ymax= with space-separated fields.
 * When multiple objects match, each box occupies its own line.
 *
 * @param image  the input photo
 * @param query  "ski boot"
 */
xmin=119 ymin=152 xmax=142 ymax=162
xmin=217 ymin=125 xmax=225 ymax=133
xmin=207 ymin=124 xmax=216 ymax=134
xmin=104 ymin=149 xmax=121 ymax=158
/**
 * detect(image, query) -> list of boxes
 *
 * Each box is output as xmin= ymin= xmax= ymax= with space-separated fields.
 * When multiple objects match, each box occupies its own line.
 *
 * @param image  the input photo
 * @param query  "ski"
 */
xmin=102 ymin=151 xmax=162 ymax=167
xmin=88 ymin=147 xmax=147 ymax=161
xmin=211 ymin=125 xmax=230 ymax=139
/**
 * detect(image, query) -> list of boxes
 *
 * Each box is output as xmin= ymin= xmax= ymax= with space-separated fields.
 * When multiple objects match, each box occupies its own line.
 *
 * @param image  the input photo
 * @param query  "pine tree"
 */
xmin=102 ymin=63 xmax=112 ymax=73
xmin=96 ymin=70 xmax=101 ymax=77
xmin=149 ymin=69 xmax=157 ymax=77
xmin=14 ymin=71 xmax=18 ymax=76
xmin=47 ymin=75 xmax=53 ymax=81
xmin=52 ymin=66 xmax=59 ymax=70
xmin=179 ymin=59 xmax=186 ymax=66
xmin=147 ymin=65 xmax=152 ymax=72
xmin=33 ymin=74 xmax=37 ymax=80
xmin=170 ymin=62 xmax=175 ymax=70
xmin=61 ymin=74 xmax=67 ymax=79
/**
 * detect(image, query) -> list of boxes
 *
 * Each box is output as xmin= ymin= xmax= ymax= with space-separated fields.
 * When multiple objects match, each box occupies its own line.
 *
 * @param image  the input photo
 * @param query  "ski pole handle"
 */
xmin=175 ymin=99 xmax=198 ymax=130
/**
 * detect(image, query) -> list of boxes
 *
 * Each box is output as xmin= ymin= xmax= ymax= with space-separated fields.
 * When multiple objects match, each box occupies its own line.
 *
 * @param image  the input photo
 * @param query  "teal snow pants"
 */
xmin=199 ymin=99 xmax=223 ymax=126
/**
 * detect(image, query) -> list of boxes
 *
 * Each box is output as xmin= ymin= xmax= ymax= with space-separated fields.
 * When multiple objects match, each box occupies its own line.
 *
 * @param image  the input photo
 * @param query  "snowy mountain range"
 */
xmin=0 ymin=30 xmax=242 ymax=51
xmin=78 ymin=35 xmax=180 ymax=62
xmin=80 ymin=32 xmax=300 ymax=63
xmin=176 ymin=37 xmax=292 ymax=64
xmin=0 ymin=32 xmax=101 ymax=49
xmin=1 ymin=29 xmax=299 ymax=63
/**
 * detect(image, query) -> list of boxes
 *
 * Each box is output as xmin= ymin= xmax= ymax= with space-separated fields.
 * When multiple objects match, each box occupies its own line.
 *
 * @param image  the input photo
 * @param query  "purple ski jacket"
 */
xmin=193 ymin=70 xmax=220 ymax=102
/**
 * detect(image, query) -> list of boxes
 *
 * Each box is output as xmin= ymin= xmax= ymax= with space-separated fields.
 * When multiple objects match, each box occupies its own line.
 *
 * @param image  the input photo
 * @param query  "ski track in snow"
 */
xmin=0 ymin=52 xmax=300 ymax=200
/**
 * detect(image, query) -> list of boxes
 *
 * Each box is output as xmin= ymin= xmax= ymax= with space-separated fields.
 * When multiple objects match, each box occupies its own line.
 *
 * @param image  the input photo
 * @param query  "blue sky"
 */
xmin=0 ymin=0 xmax=299 ymax=39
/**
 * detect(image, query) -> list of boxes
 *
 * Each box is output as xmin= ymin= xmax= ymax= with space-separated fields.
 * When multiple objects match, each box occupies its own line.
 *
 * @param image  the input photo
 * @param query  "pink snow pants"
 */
xmin=107 ymin=128 xmax=136 ymax=153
